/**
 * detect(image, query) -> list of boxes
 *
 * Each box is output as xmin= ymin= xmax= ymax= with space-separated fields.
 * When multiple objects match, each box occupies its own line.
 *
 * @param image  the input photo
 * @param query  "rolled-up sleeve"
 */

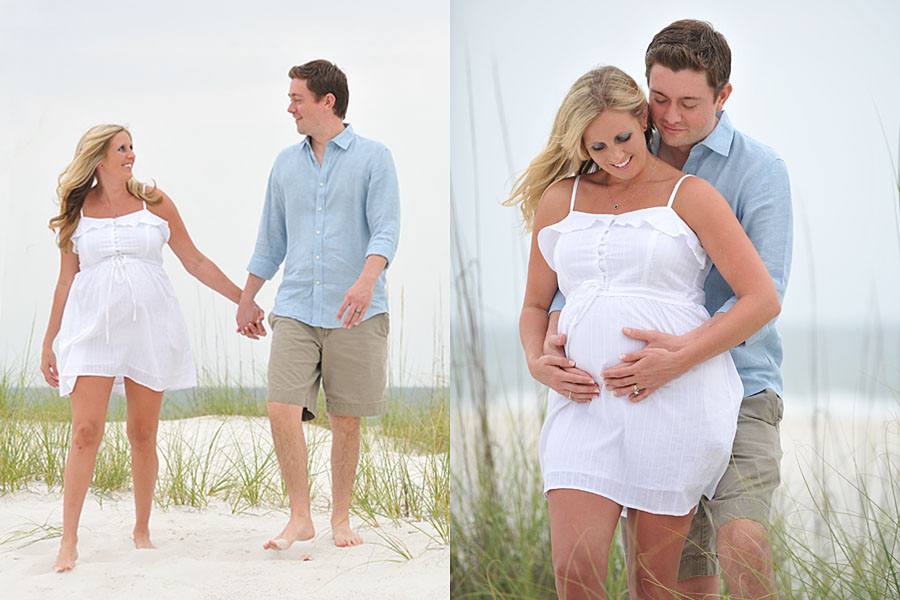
xmin=716 ymin=157 xmax=792 ymax=346
xmin=364 ymin=147 xmax=400 ymax=265
xmin=247 ymin=166 xmax=288 ymax=280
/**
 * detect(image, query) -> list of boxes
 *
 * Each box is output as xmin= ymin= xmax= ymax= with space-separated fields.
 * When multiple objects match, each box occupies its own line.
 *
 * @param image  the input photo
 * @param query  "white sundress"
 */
xmin=56 ymin=201 xmax=196 ymax=398
xmin=537 ymin=174 xmax=743 ymax=516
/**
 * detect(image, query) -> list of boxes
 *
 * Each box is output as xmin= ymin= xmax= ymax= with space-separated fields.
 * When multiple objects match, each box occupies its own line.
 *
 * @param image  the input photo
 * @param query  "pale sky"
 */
xmin=0 ymin=0 xmax=449 ymax=387
xmin=451 ymin=0 xmax=900 ymax=341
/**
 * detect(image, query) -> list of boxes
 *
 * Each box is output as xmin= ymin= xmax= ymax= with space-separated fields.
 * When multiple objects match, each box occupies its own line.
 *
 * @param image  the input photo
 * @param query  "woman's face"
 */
xmin=98 ymin=131 xmax=135 ymax=180
xmin=582 ymin=109 xmax=648 ymax=180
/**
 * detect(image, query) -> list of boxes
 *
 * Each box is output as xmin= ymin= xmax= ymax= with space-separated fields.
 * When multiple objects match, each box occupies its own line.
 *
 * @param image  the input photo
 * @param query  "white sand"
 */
xmin=0 ymin=417 xmax=449 ymax=599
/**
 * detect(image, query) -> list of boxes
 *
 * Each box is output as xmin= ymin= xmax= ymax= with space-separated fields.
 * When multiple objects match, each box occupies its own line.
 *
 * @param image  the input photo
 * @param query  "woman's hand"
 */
xmin=236 ymin=300 xmax=267 ymax=340
xmin=41 ymin=347 xmax=59 ymax=388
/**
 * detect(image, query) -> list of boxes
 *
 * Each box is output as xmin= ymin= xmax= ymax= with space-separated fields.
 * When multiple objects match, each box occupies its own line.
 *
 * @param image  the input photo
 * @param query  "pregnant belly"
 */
xmin=559 ymin=295 xmax=709 ymax=379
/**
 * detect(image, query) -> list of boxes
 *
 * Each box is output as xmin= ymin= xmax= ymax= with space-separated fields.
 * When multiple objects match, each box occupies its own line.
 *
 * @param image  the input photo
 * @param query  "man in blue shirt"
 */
xmin=237 ymin=59 xmax=400 ymax=551
xmin=532 ymin=21 xmax=791 ymax=599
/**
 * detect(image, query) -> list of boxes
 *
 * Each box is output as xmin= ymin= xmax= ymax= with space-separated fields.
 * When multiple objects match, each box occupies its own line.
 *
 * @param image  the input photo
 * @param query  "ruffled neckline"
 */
xmin=538 ymin=205 xmax=707 ymax=268
xmin=73 ymin=208 xmax=170 ymax=238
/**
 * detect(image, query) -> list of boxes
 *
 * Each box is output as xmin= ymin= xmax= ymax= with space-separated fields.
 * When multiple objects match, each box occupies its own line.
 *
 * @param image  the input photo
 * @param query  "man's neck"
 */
xmin=309 ymin=121 xmax=347 ymax=163
xmin=657 ymin=142 xmax=692 ymax=170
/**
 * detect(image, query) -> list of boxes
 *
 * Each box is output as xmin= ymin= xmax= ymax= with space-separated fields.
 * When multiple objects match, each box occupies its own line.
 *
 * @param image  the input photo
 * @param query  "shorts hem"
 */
xmin=710 ymin=497 xmax=774 ymax=532
xmin=677 ymin=554 xmax=720 ymax=580
xmin=266 ymin=390 xmax=314 ymax=409
xmin=327 ymin=401 xmax=387 ymax=418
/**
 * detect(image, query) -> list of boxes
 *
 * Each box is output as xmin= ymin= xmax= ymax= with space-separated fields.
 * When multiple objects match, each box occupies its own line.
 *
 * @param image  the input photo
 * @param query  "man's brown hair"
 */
xmin=289 ymin=59 xmax=349 ymax=119
xmin=645 ymin=20 xmax=731 ymax=95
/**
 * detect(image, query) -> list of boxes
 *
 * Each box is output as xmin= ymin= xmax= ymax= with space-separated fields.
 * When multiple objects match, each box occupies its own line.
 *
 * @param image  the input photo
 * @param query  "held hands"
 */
xmin=528 ymin=331 xmax=599 ymax=403
xmin=40 ymin=347 xmax=59 ymax=388
xmin=236 ymin=301 xmax=267 ymax=340
xmin=337 ymin=277 xmax=374 ymax=328
xmin=600 ymin=328 xmax=690 ymax=402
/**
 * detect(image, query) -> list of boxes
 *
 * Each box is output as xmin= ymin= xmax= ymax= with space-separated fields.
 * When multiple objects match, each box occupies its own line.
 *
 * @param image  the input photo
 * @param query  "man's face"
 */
xmin=647 ymin=64 xmax=732 ymax=150
xmin=287 ymin=78 xmax=331 ymax=136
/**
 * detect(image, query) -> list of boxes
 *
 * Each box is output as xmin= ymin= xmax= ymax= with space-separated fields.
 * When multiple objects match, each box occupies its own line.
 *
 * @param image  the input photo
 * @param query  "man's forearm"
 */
xmin=240 ymin=273 xmax=267 ymax=305
xmin=358 ymin=254 xmax=388 ymax=286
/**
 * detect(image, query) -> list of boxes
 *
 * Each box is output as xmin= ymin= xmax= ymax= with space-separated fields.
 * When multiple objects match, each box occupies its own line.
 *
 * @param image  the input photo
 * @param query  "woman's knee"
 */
xmin=126 ymin=423 xmax=158 ymax=451
xmin=71 ymin=421 xmax=105 ymax=450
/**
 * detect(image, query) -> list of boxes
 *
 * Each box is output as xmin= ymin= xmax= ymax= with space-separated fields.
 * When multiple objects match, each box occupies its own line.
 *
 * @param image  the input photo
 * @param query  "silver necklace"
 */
xmin=607 ymin=158 xmax=658 ymax=210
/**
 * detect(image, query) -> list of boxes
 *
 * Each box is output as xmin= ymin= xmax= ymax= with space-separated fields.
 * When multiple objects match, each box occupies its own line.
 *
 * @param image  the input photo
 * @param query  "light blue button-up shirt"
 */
xmin=656 ymin=111 xmax=792 ymax=398
xmin=550 ymin=111 xmax=792 ymax=397
xmin=247 ymin=124 xmax=400 ymax=328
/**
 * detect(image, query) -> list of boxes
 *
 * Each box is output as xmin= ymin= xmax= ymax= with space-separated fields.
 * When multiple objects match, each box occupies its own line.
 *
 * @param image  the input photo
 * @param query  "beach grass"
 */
xmin=0 ymin=368 xmax=450 ymax=555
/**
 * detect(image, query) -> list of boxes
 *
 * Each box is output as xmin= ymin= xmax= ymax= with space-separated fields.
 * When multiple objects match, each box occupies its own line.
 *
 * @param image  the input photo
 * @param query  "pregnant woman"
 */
xmin=510 ymin=67 xmax=779 ymax=599
xmin=40 ymin=124 xmax=264 ymax=572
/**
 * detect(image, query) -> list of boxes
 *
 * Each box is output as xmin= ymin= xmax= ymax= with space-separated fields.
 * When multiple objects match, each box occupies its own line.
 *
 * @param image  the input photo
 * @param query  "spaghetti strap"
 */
xmin=569 ymin=176 xmax=581 ymax=213
xmin=667 ymin=174 xmax=693 ymax=208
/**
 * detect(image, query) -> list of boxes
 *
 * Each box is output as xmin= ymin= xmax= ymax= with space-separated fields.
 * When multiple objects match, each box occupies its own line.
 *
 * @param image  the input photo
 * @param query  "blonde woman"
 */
xmin=510 ymin=67 xmax=780 ymax=599
xmin=40 ymin=124 xmax=264 ymax=572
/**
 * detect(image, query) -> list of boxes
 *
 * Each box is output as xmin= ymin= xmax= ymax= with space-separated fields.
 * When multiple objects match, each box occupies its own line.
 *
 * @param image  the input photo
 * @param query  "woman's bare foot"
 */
xmin=332 ymin=520 xmax=362 ymax=547
xmin=53 ymin=537 xmax=78 ymax=573
xmin=263 ymin=516 xmax=315 ymax=551
xmin=133 ymin=527 xmax=156 ymax=550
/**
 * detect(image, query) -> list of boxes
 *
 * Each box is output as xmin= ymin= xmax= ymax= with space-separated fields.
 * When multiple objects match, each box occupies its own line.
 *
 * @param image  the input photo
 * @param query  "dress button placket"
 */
xmin=597 ymin=224 xmax=610 ymax=288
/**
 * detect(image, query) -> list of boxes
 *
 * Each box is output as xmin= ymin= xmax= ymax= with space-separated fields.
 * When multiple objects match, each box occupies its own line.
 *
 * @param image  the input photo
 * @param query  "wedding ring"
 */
xmin=632 ymin=384 xmax=639 ymax=395
xmin=354 ymin=309 xmax=362 ymax=314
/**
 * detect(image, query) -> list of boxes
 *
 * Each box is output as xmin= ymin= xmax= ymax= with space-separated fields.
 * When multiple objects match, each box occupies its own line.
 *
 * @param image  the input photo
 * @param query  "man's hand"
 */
xmin=530 ymin=331 xmax=599 ymax=402
xmin=601 ymin=328 xmax=689 ymax=402
xmin=337 ymin=278 xmax=374 ymax=328
xmin=236 ymin=300 xmax=267 ymax=340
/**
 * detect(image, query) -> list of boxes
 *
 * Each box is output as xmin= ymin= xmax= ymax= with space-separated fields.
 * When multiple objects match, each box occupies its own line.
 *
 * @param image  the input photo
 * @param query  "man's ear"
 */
xmin=715 ymin=82 xmax=733 ymax=111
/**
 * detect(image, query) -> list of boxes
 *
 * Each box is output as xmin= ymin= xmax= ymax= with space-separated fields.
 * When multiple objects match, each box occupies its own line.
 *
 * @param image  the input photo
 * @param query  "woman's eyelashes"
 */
xmin=591 ymin=133 xmax=631 ymax=151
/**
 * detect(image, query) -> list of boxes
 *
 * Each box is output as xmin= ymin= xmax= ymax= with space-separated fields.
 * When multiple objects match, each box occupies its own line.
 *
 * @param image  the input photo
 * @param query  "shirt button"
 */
xmin=317 ymin=207 xmax=322 ymax=211
xmin=315 ymin=255 xmax=320 ymax=259
xmin=319 ymin=182 xmax=324 ymax=187
xmin=316 ymin=230 xmax=320 ymax=235
xmin=316 ymin=281 xmax=320 ymax=285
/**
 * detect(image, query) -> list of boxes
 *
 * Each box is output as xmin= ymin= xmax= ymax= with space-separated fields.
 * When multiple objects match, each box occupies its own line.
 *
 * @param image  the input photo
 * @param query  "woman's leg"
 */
xmin=625 ymin=507 xmax=696 ymax=600
xmin=54 ymin=376 xmax=114 ymax=572
xmin=547 ymin=489 xmax=622 ymax=600
xmin=123 ymin=378 xmax=163 ymax=549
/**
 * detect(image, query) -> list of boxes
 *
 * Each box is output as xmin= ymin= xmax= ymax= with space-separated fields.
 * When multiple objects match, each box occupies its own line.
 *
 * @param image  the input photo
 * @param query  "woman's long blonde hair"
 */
xmin=49 ymin=124 xmax=160 ymax=250
xmin=505 ymin=66 xmax=652 ymax=231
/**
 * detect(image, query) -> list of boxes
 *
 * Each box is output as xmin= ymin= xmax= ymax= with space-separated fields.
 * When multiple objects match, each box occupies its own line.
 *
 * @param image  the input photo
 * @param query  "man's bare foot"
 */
xmin=53 ymin=537 xmax=78 ymax=573
xmin=332 ymin=520 xmax=362 ymax=547
xmin=133 ymin=528 xmax=156 ymax=550
xmin=264 ymin=516 xmax=315 ymax=551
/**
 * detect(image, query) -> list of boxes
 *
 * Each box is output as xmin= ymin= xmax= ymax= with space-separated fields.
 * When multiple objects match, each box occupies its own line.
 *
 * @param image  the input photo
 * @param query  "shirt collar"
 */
xmin=300 ymin=123 xmax=355 ymax=151
xmin=699 ymin=110 xmax=734 ymax=157
xmin=649 ymin=110 xmax=734 ymax=158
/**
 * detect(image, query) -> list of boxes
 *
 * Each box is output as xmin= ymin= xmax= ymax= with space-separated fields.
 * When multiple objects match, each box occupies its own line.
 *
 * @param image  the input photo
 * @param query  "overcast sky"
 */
xmin=0 ymin=0 xmax=449 ymax=387
xmin=451 ymin=0 xmax=900 ymax=343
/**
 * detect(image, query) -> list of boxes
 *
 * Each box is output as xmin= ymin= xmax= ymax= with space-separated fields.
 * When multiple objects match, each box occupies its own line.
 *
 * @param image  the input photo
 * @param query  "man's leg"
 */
xmin=672 ymin=501 xmax=720 ymax=599
xmin=263 ymin=313 xmax=322 ymax=551
xmin=717 ymin=518 xmax=777 ymax=599
xmin=321 ymin=313 xmax=389 ymax=547
xmin=329 ymin=414 xmax=362 ymax=546
xmin=701 ymin=389 xmax=783 ymax=600
xmin=265 ymin=401 xmax=315 ymax=549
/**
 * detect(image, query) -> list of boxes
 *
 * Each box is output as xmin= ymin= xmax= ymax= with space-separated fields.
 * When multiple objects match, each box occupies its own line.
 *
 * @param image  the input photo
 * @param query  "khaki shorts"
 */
xmin=678 ymin=388 xmax=784 ymax=580
xmin=266 ymin=312 xmax=389 ymax=420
